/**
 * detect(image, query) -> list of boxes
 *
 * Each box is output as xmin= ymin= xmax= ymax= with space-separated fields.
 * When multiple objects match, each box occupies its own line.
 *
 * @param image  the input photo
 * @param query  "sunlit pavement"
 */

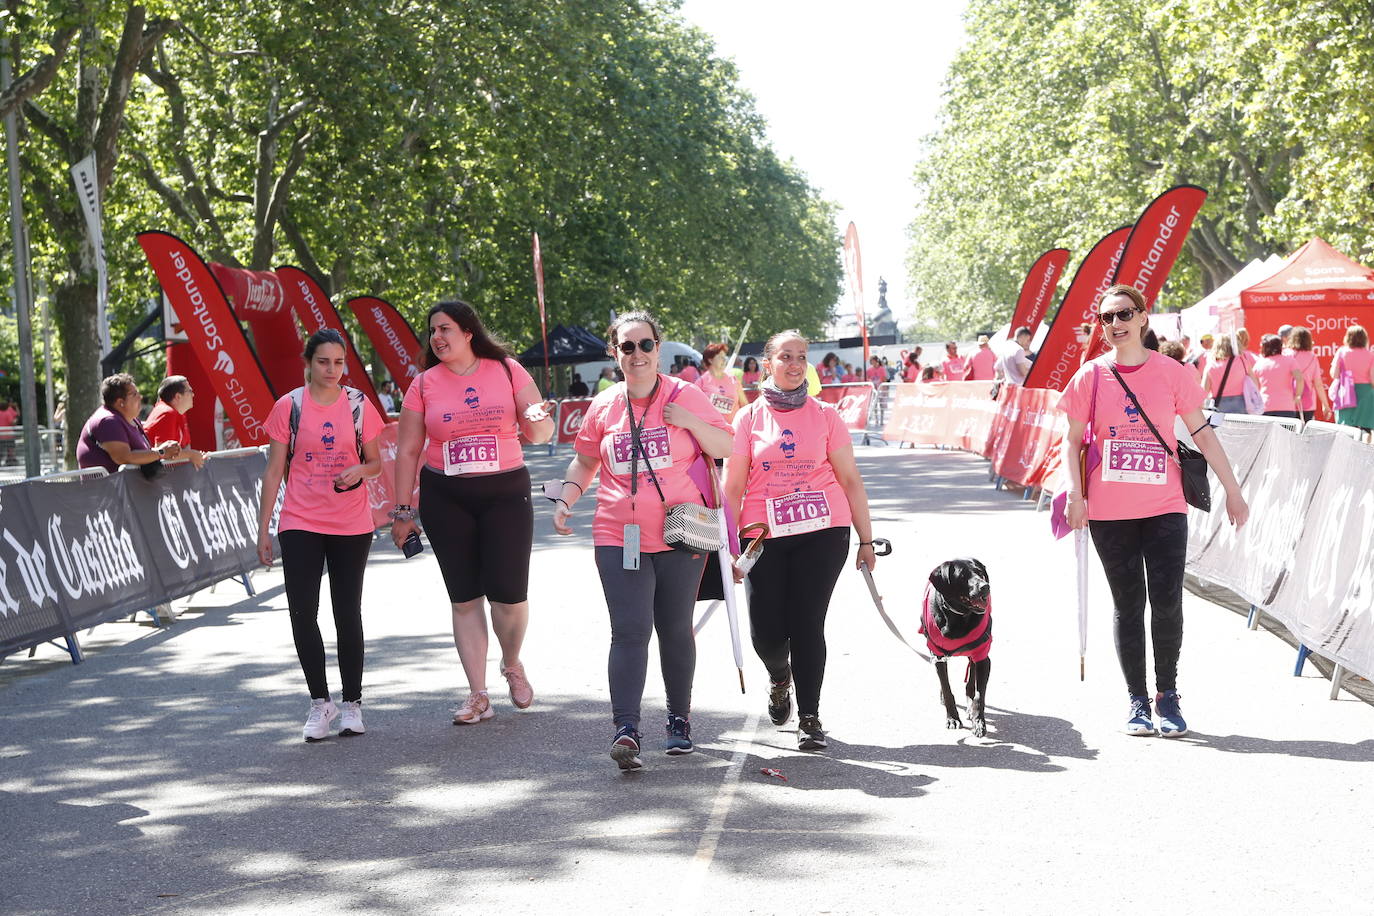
xmin=2 ymin=444 xmax=1371 ymax=915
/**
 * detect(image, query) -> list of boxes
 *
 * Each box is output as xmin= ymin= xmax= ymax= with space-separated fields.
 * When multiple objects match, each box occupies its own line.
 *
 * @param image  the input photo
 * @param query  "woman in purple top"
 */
xmin=76 ymin=374 xmax=182 ymax=472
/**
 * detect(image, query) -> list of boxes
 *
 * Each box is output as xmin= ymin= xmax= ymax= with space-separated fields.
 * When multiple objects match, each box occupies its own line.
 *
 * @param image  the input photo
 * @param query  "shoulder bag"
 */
xmin=1329 ymin=352 xmax=1357 ymax=411
xmin=1108 ymin=365 xmax=1212 ymax=512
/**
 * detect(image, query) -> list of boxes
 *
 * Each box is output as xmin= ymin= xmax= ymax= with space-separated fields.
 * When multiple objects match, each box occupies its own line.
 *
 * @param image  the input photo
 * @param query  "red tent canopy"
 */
xmin=1226 ymin=237 xmax=1374 ymax=360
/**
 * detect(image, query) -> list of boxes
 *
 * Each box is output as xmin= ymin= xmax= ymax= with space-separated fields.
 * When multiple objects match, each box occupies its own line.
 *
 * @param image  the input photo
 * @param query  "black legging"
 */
xmin=1088 ymin=513 xmax=1189 ymax=697
xmin=744 ymin=526 xmax=850 ymax=717
xmin=279 ymin=529 xmax=373 ymax=701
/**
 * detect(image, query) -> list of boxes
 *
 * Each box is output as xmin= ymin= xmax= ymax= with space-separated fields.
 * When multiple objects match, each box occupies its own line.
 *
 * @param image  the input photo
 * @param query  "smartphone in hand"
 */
xmin=402 ymin=531 xmax=424 ymax=558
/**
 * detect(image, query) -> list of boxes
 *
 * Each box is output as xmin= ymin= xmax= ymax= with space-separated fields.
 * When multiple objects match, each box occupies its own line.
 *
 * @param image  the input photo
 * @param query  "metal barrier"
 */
xmin=0 ymin=427 xmax=66 ymax=484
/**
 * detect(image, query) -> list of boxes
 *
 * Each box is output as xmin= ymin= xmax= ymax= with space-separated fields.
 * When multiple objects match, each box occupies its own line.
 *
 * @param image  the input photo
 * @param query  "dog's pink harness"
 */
xmin=919 ymin=583 xmax=992 ymax=663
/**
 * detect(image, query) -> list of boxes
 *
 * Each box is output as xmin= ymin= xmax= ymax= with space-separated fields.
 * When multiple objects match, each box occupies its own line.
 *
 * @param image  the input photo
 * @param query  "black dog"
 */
xmin=920 ymin=558 xmax=992 ymax=737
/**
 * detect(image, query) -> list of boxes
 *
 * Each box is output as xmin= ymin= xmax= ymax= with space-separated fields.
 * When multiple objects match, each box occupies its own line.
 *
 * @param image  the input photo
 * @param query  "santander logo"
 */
xmin=213 ymin=350 xmax=235 ymax=375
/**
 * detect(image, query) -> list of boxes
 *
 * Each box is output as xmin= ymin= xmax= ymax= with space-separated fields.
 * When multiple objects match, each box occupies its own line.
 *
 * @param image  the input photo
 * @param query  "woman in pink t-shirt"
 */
xmin=741 ymin=357 xmax=761 ymax=390
xmin=1062 ymin=285 xmax=1248 ymax=739
xmin=902 ymin=349 xmax=923 ymax=383
xmin=865 ymin=356 xmax=887 ymax=387
xmin=552 ymin=311 xmax=732 ymax=770
xmin=1201 ymin=335 xmax=1258 ymax=414
xmin=1253 ymin=334 xmax=1304 ymax=419
xmin=1287 ymin=327 xmax=1330 ymax=422
xmin=256 ymin=329 xmax=385 ymax=742
xmin=1331 ymin=325 xmax=1374 ymax=431
xmin=723 ymin=330 xmax=877 ymax=752
xmin=390 ymin=301 xmax=554 ymax=726
xmin=696 ymin=341 xmax=745 ymax=423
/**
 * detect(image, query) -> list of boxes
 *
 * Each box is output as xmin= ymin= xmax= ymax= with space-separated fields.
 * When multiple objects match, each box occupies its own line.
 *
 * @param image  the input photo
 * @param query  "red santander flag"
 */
xmin=275 ymin=265 xmax=385 ymax=414
xmin=1008 ymin=248 xmax=1070 ymax=337
xmin=346 ymin=296 xmax=425 ymax=393
xmin=137 ymin=231 xmax=277 ymax=446
xmin=1024 ymin=226 xmax=1132 ymax=391
xmin=1112 ymin=184 xmax=1207 ymax=309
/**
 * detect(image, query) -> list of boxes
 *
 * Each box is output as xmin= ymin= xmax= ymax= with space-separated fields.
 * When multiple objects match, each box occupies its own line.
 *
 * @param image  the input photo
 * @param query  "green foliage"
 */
xmin=909 ymin=0 xmax=1374 ymax=337
xmin=5 ymin=0 xmax=840 ymax=406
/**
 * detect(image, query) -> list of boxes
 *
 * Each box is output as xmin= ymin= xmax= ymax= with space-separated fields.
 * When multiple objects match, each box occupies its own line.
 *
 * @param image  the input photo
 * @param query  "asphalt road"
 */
xmin=2 ymin=444 xmax=1371 ymax=915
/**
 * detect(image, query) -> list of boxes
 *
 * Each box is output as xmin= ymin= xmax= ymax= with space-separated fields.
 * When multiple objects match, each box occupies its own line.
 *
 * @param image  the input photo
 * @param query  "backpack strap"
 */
xmin=285 ymin=387 xmax=306 ymax=481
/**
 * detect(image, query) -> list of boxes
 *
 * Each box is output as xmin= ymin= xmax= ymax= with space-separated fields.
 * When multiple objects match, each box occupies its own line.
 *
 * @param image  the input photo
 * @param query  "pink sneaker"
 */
xmin=502 ymin=661 xmax=534 ymax=709
xmin=452 ymin=691 xmax=494 ymax=725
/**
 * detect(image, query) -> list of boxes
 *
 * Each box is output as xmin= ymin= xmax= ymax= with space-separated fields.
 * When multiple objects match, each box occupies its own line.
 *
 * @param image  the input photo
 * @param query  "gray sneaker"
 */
xmin=339 ymin=700 xmax=365 ymax=736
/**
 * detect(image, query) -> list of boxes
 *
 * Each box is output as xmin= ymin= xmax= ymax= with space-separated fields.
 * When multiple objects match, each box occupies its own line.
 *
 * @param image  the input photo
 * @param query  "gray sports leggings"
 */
xmin=594 ymin=546 xmax=706 ymax=729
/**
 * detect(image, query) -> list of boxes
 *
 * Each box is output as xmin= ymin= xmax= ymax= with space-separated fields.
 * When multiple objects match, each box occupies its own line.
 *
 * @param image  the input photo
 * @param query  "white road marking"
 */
xmin=687 ymin=709 xmax=762 ymax=879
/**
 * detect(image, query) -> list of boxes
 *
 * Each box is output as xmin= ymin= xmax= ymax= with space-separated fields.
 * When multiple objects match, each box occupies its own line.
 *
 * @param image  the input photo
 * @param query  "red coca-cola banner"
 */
xmin=137 ymin=231 xmax=277 ymax=446
xmin=1008 ymin=248 xmax=1070 ymax=337
xmin=1112 ymin=184 xmax=1208 ymax=309
xmin=817 ymin=383 xmax=875 ymax=431
xmin=346 ymin=296 xmax=425 ymax=394
xmin=275 ymin=266 xmax=385 ymax=414
xmin=1024 ymin=226 xmax=1132 ymax=391
xmin=208 ymin=263 xmax=301 ymax=396
xmin=555 ymin=398 xmax=594 ymax=445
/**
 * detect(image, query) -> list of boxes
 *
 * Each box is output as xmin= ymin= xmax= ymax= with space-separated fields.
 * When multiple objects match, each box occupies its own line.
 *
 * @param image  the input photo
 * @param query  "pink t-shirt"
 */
xmin=741 ymin=371 xmax=760 ymax=388
xmin=697 ymin=371 xmax=741 ymax=420
xmin=1332 ymin=347 xmax=1374 ymax=385
xmin=1253 ymin=354 xmax=1300 ymax=412
xmin=401 ymin=357 xmax=535 ymax=473
xmin=865 ymin=365 xmax=887 ymax=386
xmin=1204 ymin=351 xmax=1253 ymax=398
xmin=678 ymin=365 xmax=700 ymax=383
xmin=942 ymin=356 xmax=969 ymax=380
xmin=731 ymin=398 xmax=854 ymax=534
xmin=1291 ymin=351 xmax=1324 ymax=411
xmin=266 ymin=389 xmax=385 ymax=536
xmin=968 ymin=348 xmax=997 ymax=381
xmin=903 ymin=364 xmax=921 ymax=383
xmin=575 ymin=375 xmax=731 ymax=553
xmin=1060 ymin=353 xmax=1206 ymax=522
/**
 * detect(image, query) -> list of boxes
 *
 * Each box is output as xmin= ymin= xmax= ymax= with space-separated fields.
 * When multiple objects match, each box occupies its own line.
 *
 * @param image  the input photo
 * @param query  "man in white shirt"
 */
xmin=995 ymin=327 xmax=1034 ymax=386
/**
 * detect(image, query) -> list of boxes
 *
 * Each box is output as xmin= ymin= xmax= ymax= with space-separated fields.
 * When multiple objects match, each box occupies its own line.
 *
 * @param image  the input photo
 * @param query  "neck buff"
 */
xmin=761 ymin=377 xmax=809 ymax=411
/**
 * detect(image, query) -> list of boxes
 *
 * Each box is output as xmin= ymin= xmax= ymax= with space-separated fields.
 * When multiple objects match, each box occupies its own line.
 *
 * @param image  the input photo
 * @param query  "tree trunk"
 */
xmin=51 ymin=278 xmax=101 ymax=468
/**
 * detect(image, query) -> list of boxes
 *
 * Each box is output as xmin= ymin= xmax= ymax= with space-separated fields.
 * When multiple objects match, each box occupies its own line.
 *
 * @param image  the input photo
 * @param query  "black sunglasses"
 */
xmin=1098 ymin=306 xmax=1141 ymax=326
xmin=617 ymin=338 xmax=658 ymax=355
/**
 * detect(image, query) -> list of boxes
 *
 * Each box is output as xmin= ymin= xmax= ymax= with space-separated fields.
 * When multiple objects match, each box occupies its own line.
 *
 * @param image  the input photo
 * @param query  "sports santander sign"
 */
xmin=138 ymin=232 xmax=276 ymax=446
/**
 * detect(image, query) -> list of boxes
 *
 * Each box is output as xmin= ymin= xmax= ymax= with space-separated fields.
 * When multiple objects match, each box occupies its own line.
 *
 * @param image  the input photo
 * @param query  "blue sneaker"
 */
xmin=1126 ymin=695 xmax=1156 ymax=736
xmin=664 ymin=715 xmax=694 ymax=755
xmin=610 ymin=724 xmax=643 ymax=771
xmin=1156 ymin=690 xmax=1188 ymax=737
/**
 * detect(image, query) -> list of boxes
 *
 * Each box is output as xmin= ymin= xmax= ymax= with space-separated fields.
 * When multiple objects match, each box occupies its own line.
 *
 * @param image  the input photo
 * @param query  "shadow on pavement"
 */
xmin=1173 ymin=732 xmax=1374 ymax=761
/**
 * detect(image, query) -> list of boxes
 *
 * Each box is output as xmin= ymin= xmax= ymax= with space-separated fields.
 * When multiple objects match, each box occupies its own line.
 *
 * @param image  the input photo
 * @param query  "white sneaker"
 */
xmin=303 ymin=697 xmax=338 ymax=742
xmin=339 ymin=700 xmax=365 ymax=736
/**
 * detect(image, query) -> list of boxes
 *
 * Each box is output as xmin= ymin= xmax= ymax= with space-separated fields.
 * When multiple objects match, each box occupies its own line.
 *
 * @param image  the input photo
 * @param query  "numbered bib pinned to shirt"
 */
xmin=444 ymin=434 xmax=500 ymax=475
xmin=610 ymin=426 xmax=671 ymax=476
xmin=765 ymin=490 xmax=832 ymax=537
xmin=1102 ymin=439 xmax=1167 ymax=485
xmin=710 ymin=393 xmax=735 ymax=414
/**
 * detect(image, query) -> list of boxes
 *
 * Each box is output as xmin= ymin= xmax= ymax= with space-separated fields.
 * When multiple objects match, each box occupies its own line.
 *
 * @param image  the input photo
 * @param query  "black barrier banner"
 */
xmin=121 ymin=454 xmax=269 ymax=601
xmin=20 ymin=472 xmax=158 ymax=631
xmin=0 ymin=452 xmax=272 ymax=661
xmin=0 ymin=482 xmax=76 ymax=658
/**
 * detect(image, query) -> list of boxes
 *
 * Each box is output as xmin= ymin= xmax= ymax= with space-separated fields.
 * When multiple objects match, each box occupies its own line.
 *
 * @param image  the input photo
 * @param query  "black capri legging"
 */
xmin=744 ymin=526 xmax=850 ymax=717
xmin=419 ymin=464 xmax=533 ymax=604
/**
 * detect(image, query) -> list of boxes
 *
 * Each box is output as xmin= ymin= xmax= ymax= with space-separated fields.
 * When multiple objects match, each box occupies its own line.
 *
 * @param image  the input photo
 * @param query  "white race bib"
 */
xmin=1102 ymin=439 xmax=1168 ymax=485
xmin=765 ymin=491 xmax=832 ymax=537
xmin=610 ymin=427 xmax=672 ymax=476
xmin=444 ymin=434 xmax=500 ymax=475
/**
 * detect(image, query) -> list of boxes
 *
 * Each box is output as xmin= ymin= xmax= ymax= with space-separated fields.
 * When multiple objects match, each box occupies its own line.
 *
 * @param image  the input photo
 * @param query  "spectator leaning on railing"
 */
xmin=76 ymin=374 xmax=182 ymax=473
xmin=144 ymin=376 xmax=207 ymax=469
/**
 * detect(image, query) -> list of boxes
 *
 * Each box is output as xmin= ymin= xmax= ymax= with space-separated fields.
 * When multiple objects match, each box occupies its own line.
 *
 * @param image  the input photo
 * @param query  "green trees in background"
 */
xmin=4 ymin=0 xmax=841 ymax=442
xmin=908 ymin=0 xmax=1374 ymax=338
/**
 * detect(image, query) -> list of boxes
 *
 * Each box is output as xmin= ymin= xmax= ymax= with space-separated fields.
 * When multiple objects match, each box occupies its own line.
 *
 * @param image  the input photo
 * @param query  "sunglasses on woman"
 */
xmin=1098 ymin=306 xmax=1142 ymax=326
xmin=617 ymin=338 xmax=657 ymax=354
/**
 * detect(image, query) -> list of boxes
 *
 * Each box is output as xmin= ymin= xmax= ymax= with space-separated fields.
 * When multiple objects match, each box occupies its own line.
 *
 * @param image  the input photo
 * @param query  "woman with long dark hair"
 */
xmin=257 ymin=329 xmax=385 ymax=741
xmin=1063 ymin=285 xmax=1248 ymax=737
xmin=551 ymin=311 xmax=732 ymax=771
xmin=390 ymin=301 xmax=555 ymax=724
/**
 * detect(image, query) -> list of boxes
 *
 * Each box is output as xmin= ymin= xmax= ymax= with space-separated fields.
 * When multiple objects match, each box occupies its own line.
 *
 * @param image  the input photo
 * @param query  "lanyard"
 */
xmin=624 ymin=378 xmax=662 ymax=502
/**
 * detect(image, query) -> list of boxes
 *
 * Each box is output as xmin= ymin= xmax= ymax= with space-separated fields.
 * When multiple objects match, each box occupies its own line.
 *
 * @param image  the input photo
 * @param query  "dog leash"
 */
xmin=858 ymin=539 xmax=935 ymax=664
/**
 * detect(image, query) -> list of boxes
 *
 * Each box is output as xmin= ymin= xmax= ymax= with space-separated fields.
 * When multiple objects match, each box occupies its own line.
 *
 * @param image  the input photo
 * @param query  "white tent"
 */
xmin=1177 ymin=255 xmax=1286 ymax=343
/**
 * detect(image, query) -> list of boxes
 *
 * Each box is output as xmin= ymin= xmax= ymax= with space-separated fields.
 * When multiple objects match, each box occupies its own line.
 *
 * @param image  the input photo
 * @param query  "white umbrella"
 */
xmin=1075 ymin=528 xmax=1089 ymax=680
xmin=708 ymin=462 xmax=746 ymax=692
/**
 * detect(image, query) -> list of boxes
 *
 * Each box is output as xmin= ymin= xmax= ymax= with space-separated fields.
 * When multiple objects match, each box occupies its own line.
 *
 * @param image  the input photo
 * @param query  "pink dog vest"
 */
xmin=919 ymin=583 xmax=992 ymax=663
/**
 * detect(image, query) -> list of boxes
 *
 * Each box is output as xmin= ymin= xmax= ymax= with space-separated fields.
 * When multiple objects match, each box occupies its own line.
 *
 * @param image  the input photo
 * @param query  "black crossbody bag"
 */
xmin=1108 ymin=365 xmax=1212 ymax=513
